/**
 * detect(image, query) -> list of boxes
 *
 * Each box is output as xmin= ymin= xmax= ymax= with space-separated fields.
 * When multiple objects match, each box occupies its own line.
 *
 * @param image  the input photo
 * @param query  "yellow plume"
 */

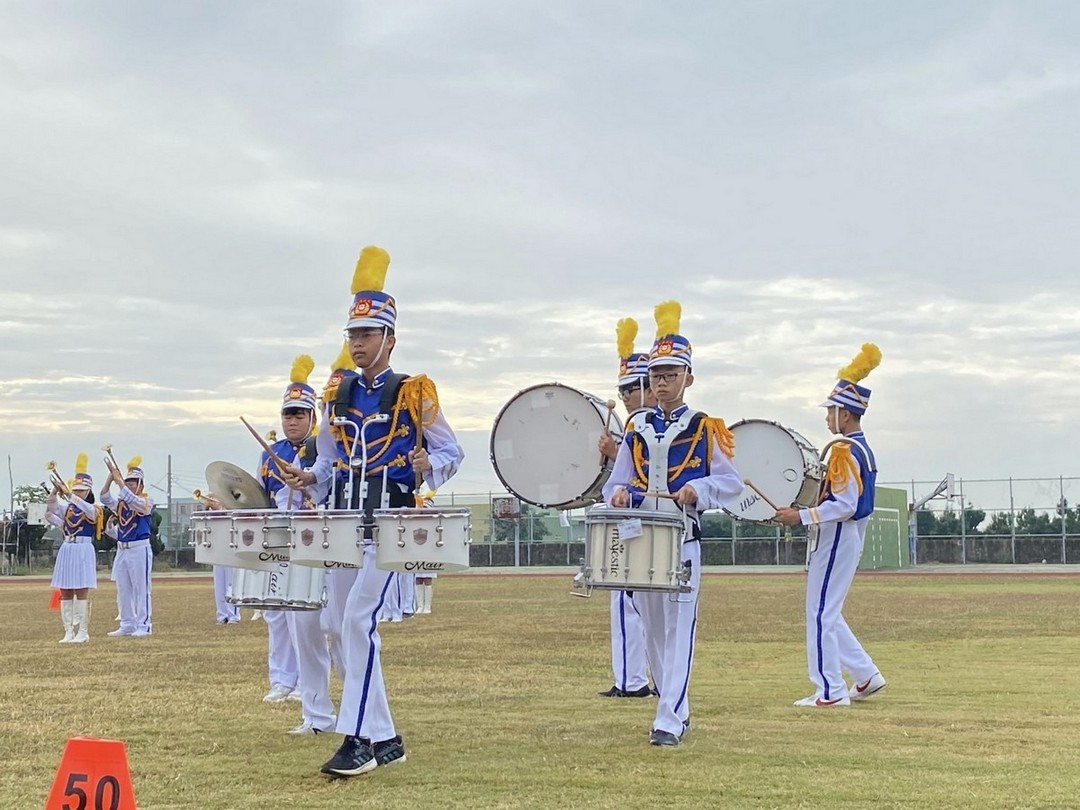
xmin=616 ymin=318 xmax=638 ymax=360
xmin=837 ymin=343 xmax=882 ymax=383
xmin=351 ymin=245 xmax=391 ymax=294
xmin=126 ymin=455 xmax=142 ymax=469
xmin=266 ymin=430 xmax=278 ymax=442
xmin=654 ymin=300 xmax=681 ymax=338
xmin=290 ymin=354 xmax=315 ymax=385
xmin=331 ymin=341 xmax=355 ymax=372
xmin=74 ymin=452 xmax=88 ymax=474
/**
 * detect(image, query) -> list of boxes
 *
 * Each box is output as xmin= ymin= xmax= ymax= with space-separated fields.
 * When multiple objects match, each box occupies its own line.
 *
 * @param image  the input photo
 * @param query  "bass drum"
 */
xmin=724 ymin=419 xmax=823 ymax=525
xmin=490 ymin=383 xmax=623 ymax=510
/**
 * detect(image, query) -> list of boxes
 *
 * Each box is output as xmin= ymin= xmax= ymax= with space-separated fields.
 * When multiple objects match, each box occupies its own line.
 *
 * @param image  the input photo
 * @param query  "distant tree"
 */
xmin=13 ymin=484 xmax=48 ymax=507
xmin=493 ymin=503 xmax=551 ymax=542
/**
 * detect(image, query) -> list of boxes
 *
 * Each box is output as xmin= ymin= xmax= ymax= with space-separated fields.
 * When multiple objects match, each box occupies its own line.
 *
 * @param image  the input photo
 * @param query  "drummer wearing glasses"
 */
xmin=602 ymin=301 xmax=743 ymax=747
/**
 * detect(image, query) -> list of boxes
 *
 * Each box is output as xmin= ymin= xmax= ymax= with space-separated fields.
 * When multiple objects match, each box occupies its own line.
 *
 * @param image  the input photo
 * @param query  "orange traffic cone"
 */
xmin=49 ymin=589 xmax=61 ymax=611
xmin=45 ymin=737 xmax=137 ymax=810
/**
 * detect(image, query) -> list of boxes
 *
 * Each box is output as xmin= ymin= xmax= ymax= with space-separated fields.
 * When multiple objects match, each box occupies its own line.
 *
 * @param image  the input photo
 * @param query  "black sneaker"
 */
xmin=649 ymin=729 xmax=681 ymax=747
xmin=320 ymin=735 xmax=376 ymax=776
xmin=598 ymin=685 xmax=626 ymax=697
xmin=622 ymin=686 xmax=653 ymax=698
xmin=372 ymin=735 xmax=406 ymax=767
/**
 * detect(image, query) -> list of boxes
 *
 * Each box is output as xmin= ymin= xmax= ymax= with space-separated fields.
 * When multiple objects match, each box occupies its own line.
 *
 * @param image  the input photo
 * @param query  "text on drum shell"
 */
xmin=404 ymin=561 xmax=444 ymax=572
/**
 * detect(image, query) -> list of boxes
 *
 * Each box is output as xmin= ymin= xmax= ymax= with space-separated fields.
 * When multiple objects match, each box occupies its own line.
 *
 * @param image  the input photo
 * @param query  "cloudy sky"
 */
xmin=3 ymin=1 xmax=1079 ymax=511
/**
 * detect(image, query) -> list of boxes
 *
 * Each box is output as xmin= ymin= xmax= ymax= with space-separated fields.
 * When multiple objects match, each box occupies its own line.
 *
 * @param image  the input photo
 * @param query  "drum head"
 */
xmin=490 ymin=383 xmax=622 ymax=508
xmin=727 ymin=420 xmax=817 ymax=523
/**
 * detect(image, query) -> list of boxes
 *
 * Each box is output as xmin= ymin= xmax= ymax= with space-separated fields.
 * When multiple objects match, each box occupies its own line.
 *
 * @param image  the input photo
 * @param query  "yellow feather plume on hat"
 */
xmin=331 ymin=341 xmax=355 ymax=372
xmin=266 ymin=430 xmax=278 ymax=442
xmin=126 ymin=455 xmax=142 ymax=470
xmin=74 ymin=452 xmax=88 ymax=474
xmin=616 ymin=318 xmax=638 ymax=360
xmin=351 ymin=246 xmax=391 ymax=294
xmin=290 ymin=354 xmax=315 ymax=385
xmin=654 ymin=300 xmax=682 ymax=338
xmin=836 ymin=343 xmax=882 ymax=383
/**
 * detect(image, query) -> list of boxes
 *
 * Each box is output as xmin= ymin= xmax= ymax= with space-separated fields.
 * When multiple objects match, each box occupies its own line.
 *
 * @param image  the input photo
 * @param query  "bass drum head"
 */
xmin=726 ymin=419 xmax=818 ymax=524
xmin=490 ymin=383 xmax=622 ymax=509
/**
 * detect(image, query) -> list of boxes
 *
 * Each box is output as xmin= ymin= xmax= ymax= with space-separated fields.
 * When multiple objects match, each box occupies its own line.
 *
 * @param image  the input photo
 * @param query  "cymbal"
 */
xmin=205 ymin=461 xmax=271 ymax=510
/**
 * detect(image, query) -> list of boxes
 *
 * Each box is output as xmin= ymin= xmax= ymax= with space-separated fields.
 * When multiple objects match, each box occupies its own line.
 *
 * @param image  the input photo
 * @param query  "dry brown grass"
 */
xmin=4 ymin=571 xmax=1080 ymax=809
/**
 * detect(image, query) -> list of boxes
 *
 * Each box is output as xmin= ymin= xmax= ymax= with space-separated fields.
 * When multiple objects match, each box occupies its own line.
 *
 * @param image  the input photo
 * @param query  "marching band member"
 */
xmin=602 ymin=301 xmax=743 ymax=746
xmin=270 ymin=355 xmax=338 ymax=735
xmin=255 ymin=356 xmax=311 ymax=709
xmin=596 ymin=318 xmax=655 ymax=698
xmin=45 ymin=454 xmax=101 ymax=644
xmin=775 ymin=344 xmax=887 ymax=707
xmin=101 ymin=456 xmax=155 ymax=637
xmin=287 ymin=245 xmax=464 ymax=777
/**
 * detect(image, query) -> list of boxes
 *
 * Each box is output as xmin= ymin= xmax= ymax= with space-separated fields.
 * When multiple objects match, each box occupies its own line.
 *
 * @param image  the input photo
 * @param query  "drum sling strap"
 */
xmin=331 ymin=372 xmax=416 ymax=512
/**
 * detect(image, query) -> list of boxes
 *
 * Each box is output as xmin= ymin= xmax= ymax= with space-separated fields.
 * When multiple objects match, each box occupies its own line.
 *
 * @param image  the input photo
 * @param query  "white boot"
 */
xmin=420 ymin=584 xmax=433 ymax=614
xmin=59 ymin=600 xmax=75 ymax=643
xmin=72 ymin=599 xmax=90 ymax=643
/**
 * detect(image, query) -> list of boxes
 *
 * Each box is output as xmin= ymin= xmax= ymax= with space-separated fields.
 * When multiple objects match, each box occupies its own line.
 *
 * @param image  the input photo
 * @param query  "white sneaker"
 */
xmin=107 ymin=628 xmax=135 ymax=637
xmin=131 ymin=628 xmax=152 ymax=637
xmin=286 ymin=689 xmax=302 ymax=702
xmin=793 ymin=695 xmax=850 ymax=707
xmin=251 ymin=610 xmax=263 ymax=622
xmin=263 ymin=684 xmax=292 ymax=703
xmin=850 ymin=672 xmax=887 ymax=701
xmin=287 ymin=721 xmax=330 ymax=736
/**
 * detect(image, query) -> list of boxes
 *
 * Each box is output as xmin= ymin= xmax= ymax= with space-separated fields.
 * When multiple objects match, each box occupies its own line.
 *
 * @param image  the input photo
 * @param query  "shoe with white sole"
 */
xmin=850 ymin=672 xmax=887 ymax=701
xmin=793 ymin=695 xmax=850 ymax=707
xmin=286 ymin=689 xmax=302 ymax=702
xmin=263 ymin=684 xmax=293 ymax=703
xmin=288 ymin=721 xmax=330 ymax=736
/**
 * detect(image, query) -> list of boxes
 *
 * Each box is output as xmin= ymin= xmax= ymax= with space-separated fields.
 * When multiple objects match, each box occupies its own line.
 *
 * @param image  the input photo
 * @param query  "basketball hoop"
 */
xmin=492 ymin=496 xmax=521 ymax=521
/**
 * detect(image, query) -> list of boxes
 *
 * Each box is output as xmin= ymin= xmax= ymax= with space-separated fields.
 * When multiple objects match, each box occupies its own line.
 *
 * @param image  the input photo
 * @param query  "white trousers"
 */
xmin=114 ymin=543 xmax=152 ymax=633
xmin=213 ymin=566 xmax=239 ymax=622
xmin=399 ymin=572 xmax=416 ymax=615
xmin=285 ymin=608 xmax=335 ymax=730
xmin=265 ymin=609 xmax=298 ymax=690
xmin=381 ymin=572 xmax=402 ymax=622
xmin=324 ymin=566 xmax=359 ymax=680
xmin=805 ymin=519 xmax=878 ymax=701
xmin=634 ymin=540 xmax=700 ymax=736
xmin=609 ymin=590 xmax=649 ymax=691
xmin=336 ymin=544 xmax=396 ymax=741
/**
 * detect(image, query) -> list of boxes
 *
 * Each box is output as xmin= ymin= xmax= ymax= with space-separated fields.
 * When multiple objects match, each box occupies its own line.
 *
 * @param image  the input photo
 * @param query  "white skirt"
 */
xmin=51 ymin=540 xmax=98 ymax=590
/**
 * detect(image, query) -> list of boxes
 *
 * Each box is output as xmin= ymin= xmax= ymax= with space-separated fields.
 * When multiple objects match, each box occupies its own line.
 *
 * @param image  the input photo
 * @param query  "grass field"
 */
xmin=4 ymin=570 xmax=1080 ymax=809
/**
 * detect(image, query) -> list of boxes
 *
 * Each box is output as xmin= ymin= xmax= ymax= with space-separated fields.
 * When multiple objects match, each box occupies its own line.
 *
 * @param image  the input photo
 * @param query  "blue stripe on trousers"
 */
xmin=815 ymin=524 xmax=843 ymax=700
xmin=618 ymin=594 xmax=628 ymax=691
xmin=353 ymin=571 xmax=394 ymax=737
xmin=673 ymin=611 xmax=697 ymax=714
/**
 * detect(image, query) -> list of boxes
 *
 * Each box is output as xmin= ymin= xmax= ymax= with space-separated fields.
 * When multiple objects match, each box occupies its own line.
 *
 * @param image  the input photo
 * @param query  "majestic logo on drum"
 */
xmin=351 ymin=298 xmax=372 ymax=317
xmin=259 ymin=552 xmax=289 ymax=563
xmin=323 ymin=561 xmax=359 ymax=569
xmin=413 ymin=528 xmax=428 ymax=546
xmin=242 ymin=530 xmax=255 ymax=547
xmin=301 ymin=529 xmax=315 ymax=547
xmin=608 ymin=530 xmax=624 ymax=577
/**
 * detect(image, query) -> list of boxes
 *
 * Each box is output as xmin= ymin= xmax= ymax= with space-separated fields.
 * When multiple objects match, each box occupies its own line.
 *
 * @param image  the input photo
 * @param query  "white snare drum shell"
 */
xmin=232 ymin=510 xmax=292 ymax=562
xmin=227 ymin=563 xmax=326 ymax=610
xmin=288 ymin=511 xmax=366 ymax=568
xmin=581 ymin=505 xmax=685 ymax=592
xmin=192 ymin=511 xmax=292 ymax=572
xmin=373 ymin=508 xmax=471 ymax=573
xmin=725 ymin=419 xmax=823 ymax=524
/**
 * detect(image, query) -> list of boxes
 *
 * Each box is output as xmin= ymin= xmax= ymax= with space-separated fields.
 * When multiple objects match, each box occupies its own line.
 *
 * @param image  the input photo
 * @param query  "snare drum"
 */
xmin=227 ymin=562 xmax=326 ymax=610
xmin=288 ymin=510 xmax=367 ymax=568
xmin=232 ymin=510 xmax=291 ymax=562
xmin=579 ymin=506 xmax=688 ymax=593
xmin=191 ymin=511 xmax=292 ymax=572
xmin=373 ymin=508 xmax=471 ymax=573
xmin=490 ymin=383 xmax=623 ymax=509
xmin=725 ymin=419 xmax=823 ymax=524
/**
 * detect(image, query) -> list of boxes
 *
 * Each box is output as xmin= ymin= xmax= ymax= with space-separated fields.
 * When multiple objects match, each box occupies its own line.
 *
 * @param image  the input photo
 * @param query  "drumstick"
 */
xmin=239 ymin=416 xmax=296 ymax=479
xmin=743 ymin=478 xmax=781 ymax=511
xmin=641 ymin=490 xmax=679 ymax=501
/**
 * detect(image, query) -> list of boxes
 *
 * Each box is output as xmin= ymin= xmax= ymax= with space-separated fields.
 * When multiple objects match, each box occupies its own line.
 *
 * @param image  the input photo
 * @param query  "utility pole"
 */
xmin=167 ymin=454 xmax=173 ymax=548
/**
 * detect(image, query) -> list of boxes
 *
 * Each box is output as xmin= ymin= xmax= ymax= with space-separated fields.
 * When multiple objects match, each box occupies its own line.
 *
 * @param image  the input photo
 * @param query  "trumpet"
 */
xmin=193 ymin=489 xmax=224 ymax=511
xmin=102 ymin=443 xmax=122 ymax=477
xmin=45 ymin=461 xmax=72 ymax=498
